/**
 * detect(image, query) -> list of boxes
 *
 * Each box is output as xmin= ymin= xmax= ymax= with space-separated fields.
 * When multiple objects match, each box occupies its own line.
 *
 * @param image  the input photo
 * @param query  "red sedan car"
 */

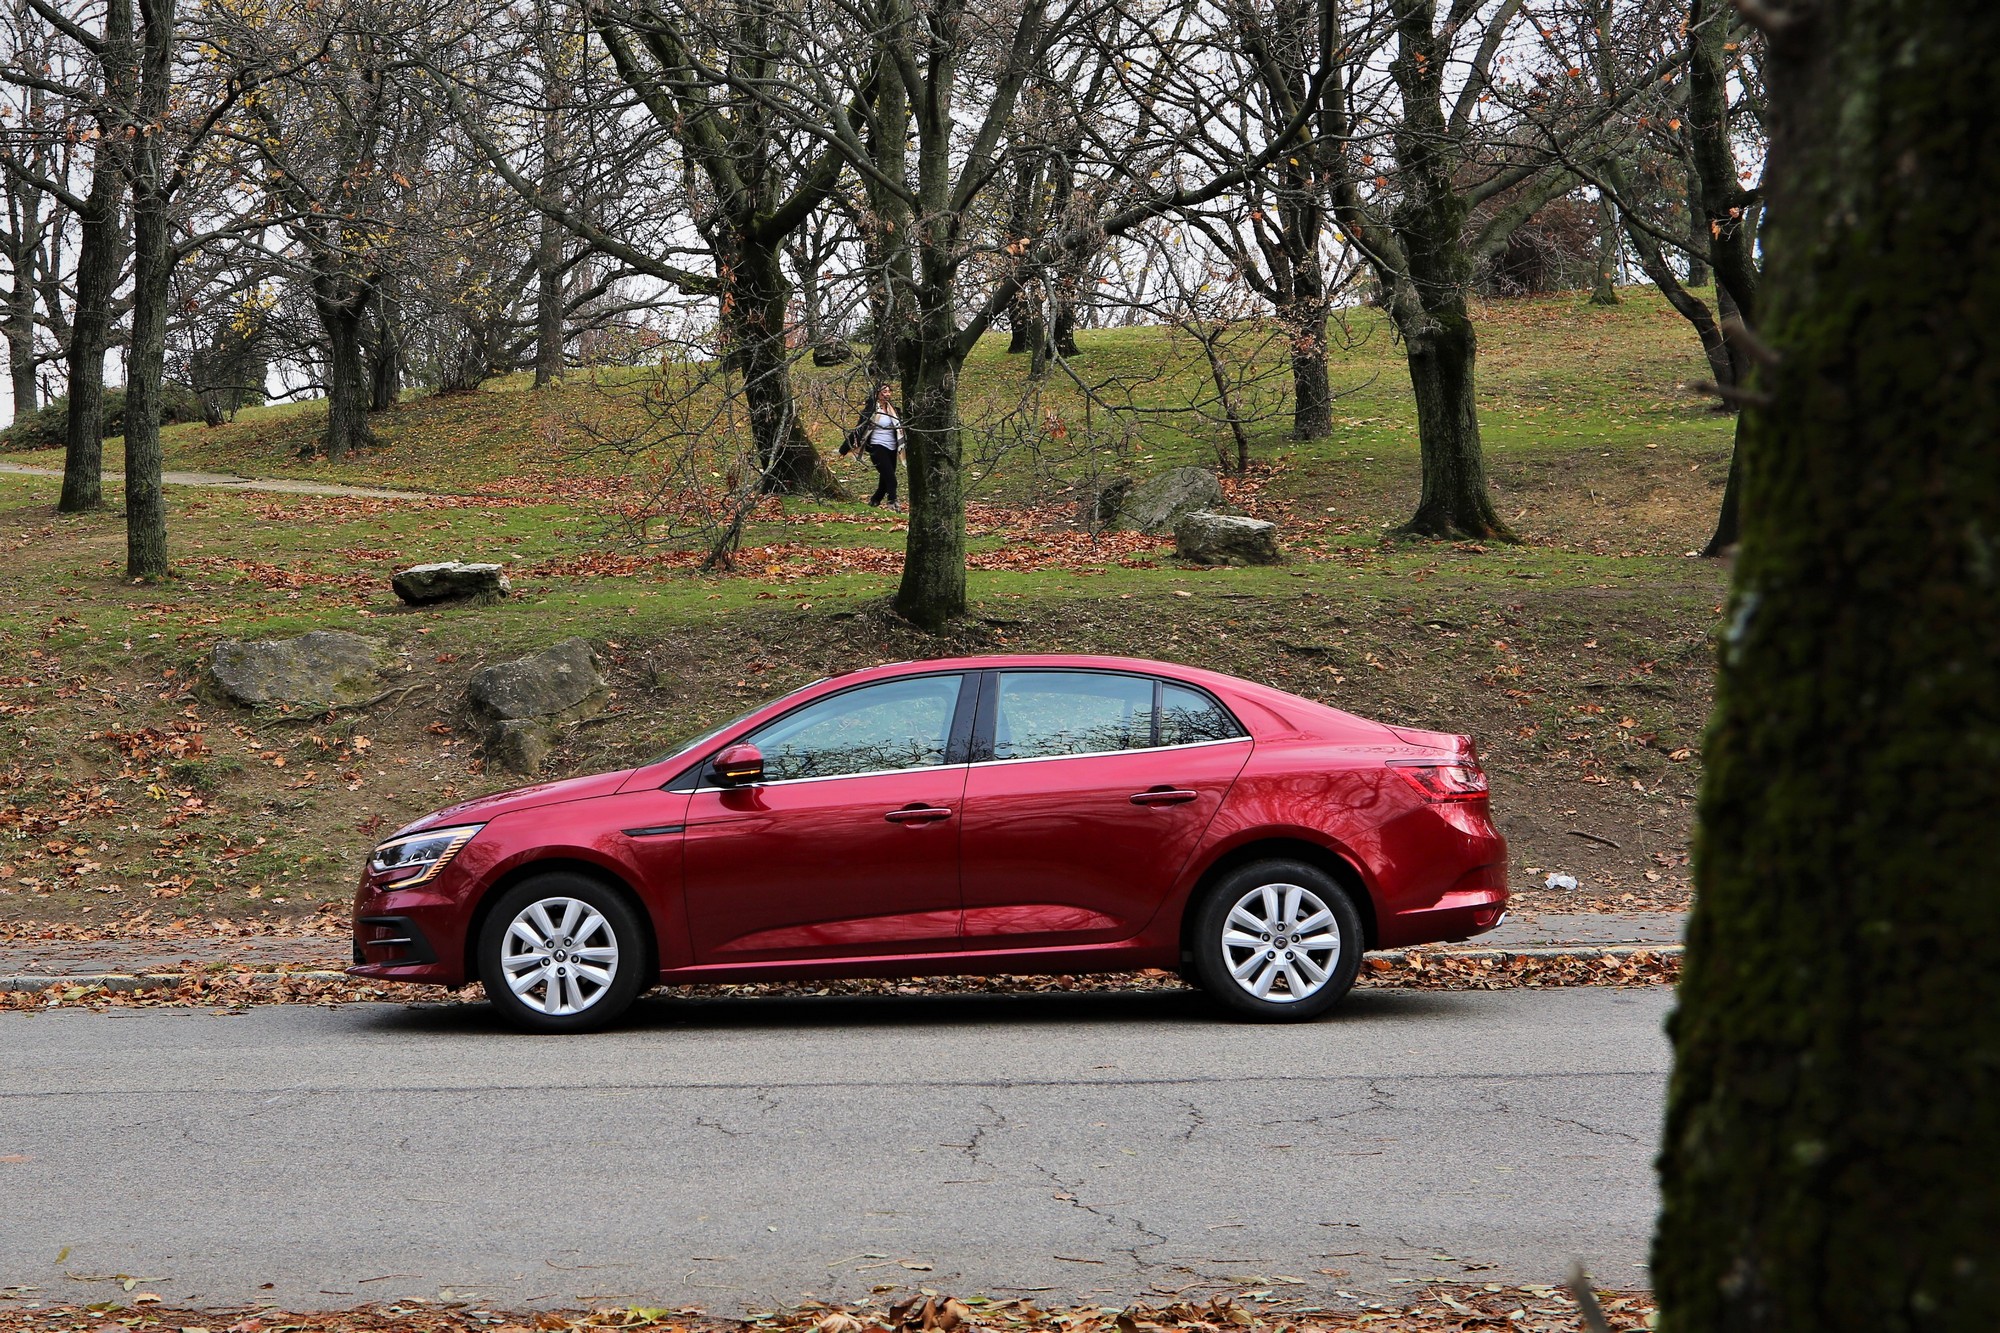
xmin=351 ymin=654 xmax=1507 ymax=1031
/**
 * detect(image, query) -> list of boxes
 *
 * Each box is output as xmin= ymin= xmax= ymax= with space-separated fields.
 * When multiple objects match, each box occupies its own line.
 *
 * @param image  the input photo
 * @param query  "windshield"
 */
xmin=640 ymin=676 xmax=830 ymax=767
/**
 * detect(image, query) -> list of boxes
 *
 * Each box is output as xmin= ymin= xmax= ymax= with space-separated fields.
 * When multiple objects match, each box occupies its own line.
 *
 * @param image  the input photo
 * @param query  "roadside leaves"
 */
xmin=0 ymin=1288 xmax=1657 ymax=1333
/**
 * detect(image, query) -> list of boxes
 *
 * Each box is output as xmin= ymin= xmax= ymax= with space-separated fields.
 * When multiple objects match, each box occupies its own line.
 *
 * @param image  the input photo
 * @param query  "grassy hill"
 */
xmin=0 ymin=287 xmax=1733 ymax=937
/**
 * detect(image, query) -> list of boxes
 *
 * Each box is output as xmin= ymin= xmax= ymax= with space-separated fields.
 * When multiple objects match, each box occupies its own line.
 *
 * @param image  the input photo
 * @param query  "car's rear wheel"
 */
xmin=477 ymin=874 xmax=647 ymax=1033
xmin=1189 ymin=860 xmax=1364 ymax=1021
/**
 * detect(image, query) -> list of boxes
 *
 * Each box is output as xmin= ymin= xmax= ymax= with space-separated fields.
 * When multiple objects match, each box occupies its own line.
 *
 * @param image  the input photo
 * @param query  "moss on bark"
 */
xmin=1654 ymin=2 xmax=2000 ymax=1329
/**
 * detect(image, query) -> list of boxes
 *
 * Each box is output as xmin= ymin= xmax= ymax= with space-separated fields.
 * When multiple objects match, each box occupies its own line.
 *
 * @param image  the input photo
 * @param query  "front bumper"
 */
xmin=348 ymin=878 xmax=470 ymax=985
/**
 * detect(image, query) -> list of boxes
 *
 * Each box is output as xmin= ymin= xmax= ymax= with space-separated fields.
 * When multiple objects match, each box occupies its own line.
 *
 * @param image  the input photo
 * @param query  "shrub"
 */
xmin=1 ymin=383 xmax=206 ymax=450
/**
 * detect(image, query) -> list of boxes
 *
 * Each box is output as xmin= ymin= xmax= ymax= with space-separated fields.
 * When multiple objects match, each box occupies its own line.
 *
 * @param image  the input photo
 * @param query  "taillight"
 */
xmin=1388 ymin=758 xmax=1489 ymax=802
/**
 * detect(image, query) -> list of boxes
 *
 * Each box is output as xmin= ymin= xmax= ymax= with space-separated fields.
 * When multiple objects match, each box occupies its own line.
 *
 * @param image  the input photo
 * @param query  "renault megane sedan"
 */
xmin=350 ymin=654 xmax=1508 ymax=1031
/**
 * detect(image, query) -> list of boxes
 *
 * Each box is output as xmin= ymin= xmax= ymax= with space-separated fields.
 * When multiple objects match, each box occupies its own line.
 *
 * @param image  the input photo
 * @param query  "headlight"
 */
xmin=368 ymin=824 xmax=483 ymax=885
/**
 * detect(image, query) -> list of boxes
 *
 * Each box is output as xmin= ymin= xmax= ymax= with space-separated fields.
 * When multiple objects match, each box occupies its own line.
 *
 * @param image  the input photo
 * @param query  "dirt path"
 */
xmin=0 ymin=460 xmax=433 ymax=500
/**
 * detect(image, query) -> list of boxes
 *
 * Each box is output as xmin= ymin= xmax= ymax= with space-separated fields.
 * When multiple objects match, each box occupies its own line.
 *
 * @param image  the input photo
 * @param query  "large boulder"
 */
xmin=208 ymin=631 xmax=386 ymax=709
xmin=1175 ymin=511 xmax=1281 ymax=566
xmin=1104 ymin=467 xmax=1229 ymax=535
xmin=466 ymin=637 xmax=607 ymax=774
xmin=392 ymin=561 xmax=511 ymax=605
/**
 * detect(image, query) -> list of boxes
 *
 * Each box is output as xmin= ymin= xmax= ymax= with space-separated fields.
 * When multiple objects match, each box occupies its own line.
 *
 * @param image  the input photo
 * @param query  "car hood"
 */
xmin=390 ymin=768 xmax=633 ymax=838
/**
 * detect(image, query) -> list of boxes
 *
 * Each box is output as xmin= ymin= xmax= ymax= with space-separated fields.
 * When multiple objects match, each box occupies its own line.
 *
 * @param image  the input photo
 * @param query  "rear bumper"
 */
xmin=1375 ymin=859 xmax=1510 ymax=948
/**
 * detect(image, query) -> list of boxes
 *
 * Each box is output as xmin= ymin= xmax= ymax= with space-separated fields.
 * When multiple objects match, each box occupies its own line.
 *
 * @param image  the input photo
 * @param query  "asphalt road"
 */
xmin=0 ymin=987 xmax=1672 ymax=1312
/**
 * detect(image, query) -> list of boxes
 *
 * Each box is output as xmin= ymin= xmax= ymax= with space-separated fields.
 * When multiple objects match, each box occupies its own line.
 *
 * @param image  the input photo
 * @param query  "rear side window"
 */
xmin=1160 ymin=682 xmax=1245 ymax=746
xmin=993 ymin=671 xmax=1154 ymax=760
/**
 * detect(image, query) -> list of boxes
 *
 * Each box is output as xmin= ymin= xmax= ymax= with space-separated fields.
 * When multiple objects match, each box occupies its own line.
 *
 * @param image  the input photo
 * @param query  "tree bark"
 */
xmin=893 ymin=316 xmax=967 ymax=629
xmin=1288 ymin=295 xmax=1333 ymax=441
xmin=1003 ymin=156 xmax=1044 ymax=357
xmin=1654 ymin=3 xmax=2000 ymax=1328
xmin=1590 ymin=191 xmax=1620 ymax=305
xmin=59 ymin=0 xmax=133 ymax=514
xmin=313 ymin=280 xmax=377 ymax=461
xmin=1397 ymin=303 xmax=1507 ymax=539
xmin=1700 ymin=417 xmax=1742 ymax=555
xmin=367 ymin=293 xmax=401 ymax=411
xmin=1384 ymin=1 xmax=1513 ymax=541
xmin=120 ymin=0 xmax=173 ymax=582
xmin=533 ymin=206 xmax=565 ymax=388
xmin=725 ymin=235 xmax=843 ymax=497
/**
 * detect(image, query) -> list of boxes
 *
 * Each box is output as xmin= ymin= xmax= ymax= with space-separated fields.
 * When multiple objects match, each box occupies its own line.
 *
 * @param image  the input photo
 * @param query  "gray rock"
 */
xmin=208 ymin=631 xmax=385 ymax=709
xmin=1079 ymin=476 xmax=1133 ymax=531
xmin=485 ymin=719 xmax=554 ymax=776
xmin=1175 ymin=511 xmax=1282 ymax=566
xmin=392 ymin=561 xmax=511 ymax=605
xmin=1109 ymin=467 xmax=1229 ymax=535
xmin=466 ymin=638 xmax=607 ymax=774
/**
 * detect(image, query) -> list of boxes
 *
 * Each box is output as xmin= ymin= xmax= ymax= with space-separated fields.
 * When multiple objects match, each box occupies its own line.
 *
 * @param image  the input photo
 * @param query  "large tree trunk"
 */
xmin=59 ymin=136 xmax=127 ymax=513
xmin=1653 ymin=3 xmax=2000 ymax=1329
xmin=725 ymin=236 xmax=844 ymax=498
xmin=314 ymin=284 xmax=377 ymax=461
xmin=121 ymin=0 xmax=173 ymax=582
xmin=123 ymin=178 xmax=171 ymax=581
xmin=893 ymin=322 xmax=967 ymax=630
xmin=1385 ymin=2 xmax=1512 ymax=543
xmin=1287 ymin=252 xmax=1333 ymax=440
xmin=367 ymin=293 xmax=401 ymax=410
xmin=1397 ymin=304 xmax=1508 ymax=539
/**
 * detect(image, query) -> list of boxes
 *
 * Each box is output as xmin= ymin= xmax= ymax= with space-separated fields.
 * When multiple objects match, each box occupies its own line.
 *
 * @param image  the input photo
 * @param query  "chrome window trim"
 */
xmin=975 ymin=732 xmax=1252 ymax=769
xmin=685 ymin=733 xmax=1252 ymax=794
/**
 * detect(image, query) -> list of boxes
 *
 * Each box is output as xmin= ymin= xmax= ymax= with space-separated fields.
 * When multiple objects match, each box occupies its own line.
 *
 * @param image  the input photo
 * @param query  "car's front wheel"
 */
xmin=477 ymin=874 xmax=648 ymax=1033
xmin=1189 ymin=860 xmax=1364 ymax=1021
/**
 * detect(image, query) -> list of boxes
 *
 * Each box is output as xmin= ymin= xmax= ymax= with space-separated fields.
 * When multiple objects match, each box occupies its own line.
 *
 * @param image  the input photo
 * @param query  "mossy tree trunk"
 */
xmin=1653 ymin=2 xmax=2000 ymax=1328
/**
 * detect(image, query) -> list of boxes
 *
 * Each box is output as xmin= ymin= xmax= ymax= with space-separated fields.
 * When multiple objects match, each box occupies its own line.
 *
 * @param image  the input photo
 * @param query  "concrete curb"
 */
xmin=0 ymin=969 xmax=353 ymax=993
xmin=0 ymin=944 xmax=1683 ymax=994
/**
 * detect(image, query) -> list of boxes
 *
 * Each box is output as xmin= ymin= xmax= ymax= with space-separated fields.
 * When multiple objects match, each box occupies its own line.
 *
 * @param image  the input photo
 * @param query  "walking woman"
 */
xmin=846 ymin=383 xmax=905 ymax=508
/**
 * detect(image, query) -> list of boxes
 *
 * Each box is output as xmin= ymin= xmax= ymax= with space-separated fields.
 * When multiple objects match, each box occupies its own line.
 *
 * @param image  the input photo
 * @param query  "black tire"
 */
xmin=1188 ymin=859 xmax=1364 ymax=1022
xmin=477 ymin=873 xmax=649 ymax=1033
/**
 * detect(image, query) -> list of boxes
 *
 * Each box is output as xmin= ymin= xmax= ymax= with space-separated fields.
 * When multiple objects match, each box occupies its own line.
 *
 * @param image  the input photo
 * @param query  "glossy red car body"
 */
xmin=349 ymin=654 xmax=1507 ymax=991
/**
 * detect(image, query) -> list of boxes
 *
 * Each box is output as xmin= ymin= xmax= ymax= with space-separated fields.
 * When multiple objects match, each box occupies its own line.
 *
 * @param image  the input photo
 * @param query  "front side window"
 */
xmin=991 ymin=671 xmax=1155 ymax=760
xmin=742 ymin=675 xmax=963 ymax=782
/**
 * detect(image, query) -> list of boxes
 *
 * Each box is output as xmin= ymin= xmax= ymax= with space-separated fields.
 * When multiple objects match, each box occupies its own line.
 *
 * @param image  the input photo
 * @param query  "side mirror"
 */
xmin=713 ymin=743 xmax=765 ymax=786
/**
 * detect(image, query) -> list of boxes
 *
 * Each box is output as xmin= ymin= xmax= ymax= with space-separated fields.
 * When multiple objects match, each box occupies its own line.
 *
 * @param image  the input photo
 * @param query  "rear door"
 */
xmin=957 ymin=670 xmax=1251 ymax=949
xmin=681 ymin=672 xmax=974 ymax=963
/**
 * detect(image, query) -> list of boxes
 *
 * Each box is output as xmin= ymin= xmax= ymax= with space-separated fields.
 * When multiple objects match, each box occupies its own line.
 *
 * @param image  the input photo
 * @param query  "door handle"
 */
xmin=1130 ymin=788 xmax=1199 ymax=806
xmin=885 ymin=805 xmax=954 ymax=824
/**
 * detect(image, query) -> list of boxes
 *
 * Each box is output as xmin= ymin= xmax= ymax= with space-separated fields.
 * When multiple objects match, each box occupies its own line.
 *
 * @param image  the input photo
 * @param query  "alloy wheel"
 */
xmin=1219 ymin=882 xmax=1342 ymax=1003
xmin=498 ymin=896 xmax=621 ymax=1017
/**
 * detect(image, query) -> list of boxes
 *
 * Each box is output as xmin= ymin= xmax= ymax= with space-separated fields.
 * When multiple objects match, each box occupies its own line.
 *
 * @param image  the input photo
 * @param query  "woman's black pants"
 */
xmin=866 ymin=444 xmax=898 ymax=505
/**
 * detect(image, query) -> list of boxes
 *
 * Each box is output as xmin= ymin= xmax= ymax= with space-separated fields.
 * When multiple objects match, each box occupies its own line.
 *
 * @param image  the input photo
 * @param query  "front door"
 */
xmin=682 ymin=672 xmax=973 ymax=963
xmin=958 ymin=670 xmax=1252 ymax=949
